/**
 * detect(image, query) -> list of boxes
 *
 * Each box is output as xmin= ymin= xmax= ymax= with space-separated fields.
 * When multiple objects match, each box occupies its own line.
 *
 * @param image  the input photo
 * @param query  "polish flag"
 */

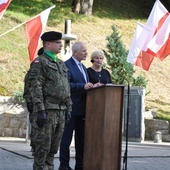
xmin=25 ymin=6 xmax=55 ymax=62
xmin=147 ymin=14 xmax=170 ymax=61
xmin=127 ymin=0 xmax=169 ymax=71
xmin=145 ymin=0 xmax=169 ymax=35
xmin=0 ymin=0 xmax=11 ymax=20
xmin=127 ymin=23 xmax=155 ymax=71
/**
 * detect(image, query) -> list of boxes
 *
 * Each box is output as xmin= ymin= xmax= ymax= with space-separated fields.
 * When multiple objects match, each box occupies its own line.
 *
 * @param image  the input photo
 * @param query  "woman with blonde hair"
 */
xmin=87 ymin=51 xmax=112 ymax=87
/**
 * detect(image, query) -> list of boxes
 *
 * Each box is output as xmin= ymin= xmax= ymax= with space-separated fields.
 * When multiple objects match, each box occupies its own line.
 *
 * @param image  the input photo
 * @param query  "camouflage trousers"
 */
xmin=29 ymin=113 xmax=35 ymax=149
xmin=32 ymin=109 xmax=65 ymax=170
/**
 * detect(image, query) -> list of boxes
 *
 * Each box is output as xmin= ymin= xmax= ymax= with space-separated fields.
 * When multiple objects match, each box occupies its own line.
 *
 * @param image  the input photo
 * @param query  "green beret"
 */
xmin=41 ymin=31 xmax=62 ymax=41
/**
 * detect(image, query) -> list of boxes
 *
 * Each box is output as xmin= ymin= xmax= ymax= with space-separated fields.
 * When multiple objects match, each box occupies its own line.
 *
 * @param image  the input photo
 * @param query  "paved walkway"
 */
xmin=0 ymin=137 xmax=170 ymax=170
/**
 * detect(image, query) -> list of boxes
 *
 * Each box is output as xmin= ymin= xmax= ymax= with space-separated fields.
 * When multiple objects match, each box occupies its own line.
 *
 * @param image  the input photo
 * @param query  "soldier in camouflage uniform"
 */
xmin=23 ymin=69 xmax=35 ymax=152
xmin=29 ymin=31 xmax=72 ymax=170
xmin=23 ymin=47 xmax=44 ymax=155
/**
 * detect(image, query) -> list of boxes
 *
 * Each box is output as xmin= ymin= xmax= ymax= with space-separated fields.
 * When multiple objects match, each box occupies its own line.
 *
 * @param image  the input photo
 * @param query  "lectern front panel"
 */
xmin=84 ymin=85 xmax=124 ymax=170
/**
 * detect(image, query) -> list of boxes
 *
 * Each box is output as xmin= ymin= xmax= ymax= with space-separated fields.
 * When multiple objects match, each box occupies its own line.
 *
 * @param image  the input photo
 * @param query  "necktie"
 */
xmin=79 ymin=63 xmax=87 ymax=83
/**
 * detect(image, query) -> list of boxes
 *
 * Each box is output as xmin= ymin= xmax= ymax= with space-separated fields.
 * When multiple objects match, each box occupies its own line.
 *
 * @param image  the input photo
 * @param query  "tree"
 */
xmin=103 ymin=25 xmax=147 ymax=88
xmin=72 ymin=0 xmax=94 ymax=15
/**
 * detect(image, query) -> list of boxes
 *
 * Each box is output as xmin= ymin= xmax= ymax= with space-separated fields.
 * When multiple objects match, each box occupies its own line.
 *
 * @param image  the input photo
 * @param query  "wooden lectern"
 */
xmin=83 ymin=84 xmax=124 ymax=170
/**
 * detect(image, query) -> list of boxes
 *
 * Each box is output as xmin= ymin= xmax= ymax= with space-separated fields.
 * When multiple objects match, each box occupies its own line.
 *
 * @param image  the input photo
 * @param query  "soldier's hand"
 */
xmin=36 ymin=110 xmax=47 ymax=128
xmin=26 ymin=102 xmax=33 ymax=114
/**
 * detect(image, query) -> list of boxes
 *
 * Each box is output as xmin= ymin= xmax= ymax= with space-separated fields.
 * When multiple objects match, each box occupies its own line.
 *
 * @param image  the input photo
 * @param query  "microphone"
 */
xmin=91 ymin=59 xmax=95 ymax=63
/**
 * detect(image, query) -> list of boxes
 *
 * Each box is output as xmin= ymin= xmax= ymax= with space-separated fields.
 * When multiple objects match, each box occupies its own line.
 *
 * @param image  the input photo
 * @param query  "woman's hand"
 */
xmin=93 ymin=82 xmax=104 ymax=88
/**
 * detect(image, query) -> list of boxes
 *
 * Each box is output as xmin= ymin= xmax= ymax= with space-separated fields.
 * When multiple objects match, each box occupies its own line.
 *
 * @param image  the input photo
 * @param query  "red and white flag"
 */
xmin=127 ymin=0 xmax=169 ymax=71
xmin=25 ymin=5 xmax=55 ymax=62
xmin=138 ymin=0 xmax=169 ymax=51
xmin=127 ymin=23 xmax=155 ymax=71
xmin=0 ymin=0 xmax=11 ymax=20
xmin=145 ymin=0 xmax=169 ymax=34
xmin=147 ymin=14 xmax=170 ymax=61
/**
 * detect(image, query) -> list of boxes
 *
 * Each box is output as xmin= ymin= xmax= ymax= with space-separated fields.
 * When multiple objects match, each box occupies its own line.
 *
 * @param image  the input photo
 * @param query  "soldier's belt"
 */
xmin=45 ymin=96 xmax=67 ymax=106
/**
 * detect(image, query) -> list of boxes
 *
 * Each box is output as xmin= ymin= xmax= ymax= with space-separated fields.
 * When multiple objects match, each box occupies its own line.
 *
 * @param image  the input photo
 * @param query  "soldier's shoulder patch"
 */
xmin=34 ymin=59 xmax=40 ymax=63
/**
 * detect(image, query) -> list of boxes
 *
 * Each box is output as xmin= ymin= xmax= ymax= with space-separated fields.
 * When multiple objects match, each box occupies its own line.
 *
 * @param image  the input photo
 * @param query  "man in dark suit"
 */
xmin=58 ymin=42 xmax=94 ymax=170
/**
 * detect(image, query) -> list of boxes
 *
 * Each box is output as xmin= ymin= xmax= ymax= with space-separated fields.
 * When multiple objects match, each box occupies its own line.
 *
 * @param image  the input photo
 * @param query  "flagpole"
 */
xmin=26 ymin=5 xmax=56 ymax=22
xmin=46 ymin=5 xmax=56 ymax=10
xmin=0 ymin=21 xmax=27 ymax=37
xmin=0 ymin=5 xmax=56 ymax=38
xmin=122 ymin=82 xmax=130 ymax=170
xmin=0 ymin=10 xmax=6 ymax=20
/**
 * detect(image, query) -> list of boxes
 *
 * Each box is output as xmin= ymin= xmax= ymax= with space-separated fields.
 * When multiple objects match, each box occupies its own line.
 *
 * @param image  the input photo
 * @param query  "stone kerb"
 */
xmin=0 ymin=96 xmax=27 ymax=138
xmin=1 ymin=95 xmax=170 ymax=142
xmin=145 ymin=119 xmax=169 ymax=141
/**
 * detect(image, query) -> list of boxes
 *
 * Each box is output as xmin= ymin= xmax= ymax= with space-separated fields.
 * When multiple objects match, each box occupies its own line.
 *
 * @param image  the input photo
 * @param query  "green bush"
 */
xmin=13 ymin=91 xmax=25 ymax=104
xmin=103 ymin=25 xmax=148 ymax=88
xmin=132 ymin=75 xmax=148 ymax=88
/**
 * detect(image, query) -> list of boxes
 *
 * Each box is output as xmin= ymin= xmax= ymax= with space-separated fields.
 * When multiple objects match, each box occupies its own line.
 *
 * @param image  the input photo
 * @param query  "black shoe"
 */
xmin=74 ymin=167 xmax=83 ymax=170
xmin=58 ymin=167 xmax=73 ymax=170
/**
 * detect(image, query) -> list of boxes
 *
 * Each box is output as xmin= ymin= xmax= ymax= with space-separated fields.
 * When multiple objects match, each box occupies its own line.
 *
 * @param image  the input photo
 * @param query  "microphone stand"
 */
xmin=122 ymin=82 xmax=130 ymax=170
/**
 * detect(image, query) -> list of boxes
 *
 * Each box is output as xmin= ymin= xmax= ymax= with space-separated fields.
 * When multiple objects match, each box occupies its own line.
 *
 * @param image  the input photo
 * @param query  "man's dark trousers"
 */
xmin=59 ymin=115 xmax=85 ymax=170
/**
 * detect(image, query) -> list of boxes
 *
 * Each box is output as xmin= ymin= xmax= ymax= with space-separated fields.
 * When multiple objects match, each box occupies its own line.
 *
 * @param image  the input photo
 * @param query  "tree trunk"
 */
xmin=80 ymin=0 xmax=94 ymax=16
xmin=72 ymin=0 xmax=94 ymax=16
xmin=72 ymin=0 xmax=81 ymax=14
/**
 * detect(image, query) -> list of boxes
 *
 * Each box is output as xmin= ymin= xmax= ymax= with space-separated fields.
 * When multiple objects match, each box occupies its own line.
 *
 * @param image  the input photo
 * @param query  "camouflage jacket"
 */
xmin=29 ymin=53 xmax=72 ymax=112
xmin=23 ymin=70 xmax=32 ymax=103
